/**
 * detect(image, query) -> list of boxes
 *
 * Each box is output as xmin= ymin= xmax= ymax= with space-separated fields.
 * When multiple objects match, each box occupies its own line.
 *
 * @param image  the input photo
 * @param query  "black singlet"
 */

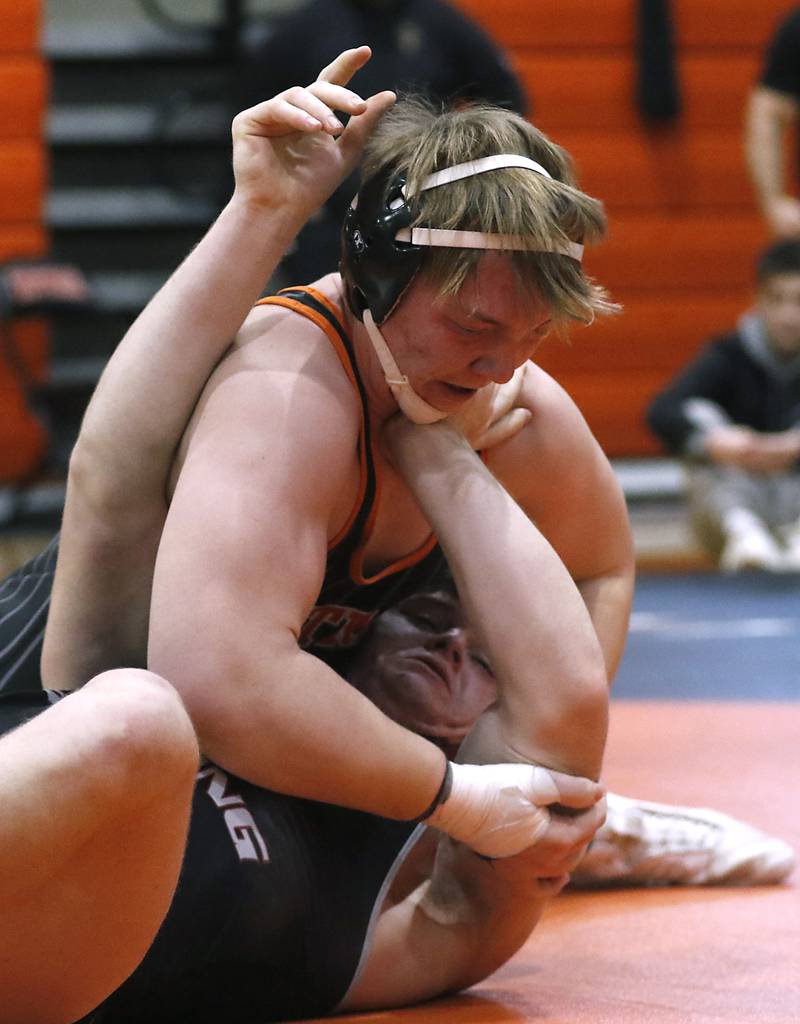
xmin=0 ymin=534 xmax=57 ymax=693
xmin=0 ymin=691 xmax=420 ymax=1023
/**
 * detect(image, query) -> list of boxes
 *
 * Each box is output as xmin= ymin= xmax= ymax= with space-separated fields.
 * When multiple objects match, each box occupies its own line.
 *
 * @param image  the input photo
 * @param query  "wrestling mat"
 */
xmin=309 ymin=572 xmax=800 ymax=1024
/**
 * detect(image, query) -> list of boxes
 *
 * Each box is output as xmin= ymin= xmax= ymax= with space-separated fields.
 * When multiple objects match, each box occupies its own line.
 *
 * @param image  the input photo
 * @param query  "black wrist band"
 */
xmin=412 ymin=759 xmax=453 ymax=823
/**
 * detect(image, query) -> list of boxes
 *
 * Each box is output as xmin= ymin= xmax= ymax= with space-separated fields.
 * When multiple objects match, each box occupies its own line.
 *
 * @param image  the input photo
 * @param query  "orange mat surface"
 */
xmin=313 ymin=702 xmax=800 ymax=1024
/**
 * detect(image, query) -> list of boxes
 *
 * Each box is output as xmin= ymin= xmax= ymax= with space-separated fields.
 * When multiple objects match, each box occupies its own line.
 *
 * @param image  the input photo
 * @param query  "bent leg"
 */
xmin=686 ymin=464 xmax=784 ymax=569
xmin=0 ymin=669 xmax=199 ymax=1024
xmin=685 ymin=464 xmax=766 ymax=551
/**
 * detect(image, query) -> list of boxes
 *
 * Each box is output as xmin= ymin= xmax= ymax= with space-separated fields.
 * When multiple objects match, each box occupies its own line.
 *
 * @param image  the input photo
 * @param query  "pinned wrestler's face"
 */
xmin=380 ymin=253 xmax=551 ymax=413
xmin=759 ymin=271 xmax=800 ymax=357
xmin=346 ymin=590 xmax=497 ymax=759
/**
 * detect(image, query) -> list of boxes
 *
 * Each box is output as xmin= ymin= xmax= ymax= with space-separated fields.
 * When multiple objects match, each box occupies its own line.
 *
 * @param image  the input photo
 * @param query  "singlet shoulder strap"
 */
xmin=257 ymin=287 xmax=364 ymax=394
xmin=256 ymin=288 xmax=377 ymax=552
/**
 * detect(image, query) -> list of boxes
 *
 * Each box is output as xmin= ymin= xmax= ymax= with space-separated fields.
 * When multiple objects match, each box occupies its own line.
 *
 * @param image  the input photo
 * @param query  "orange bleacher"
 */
xmin=0 ymin=0 xmax=48 ymax=483
xmin=453 ymin=0 xmax=788 ymax=456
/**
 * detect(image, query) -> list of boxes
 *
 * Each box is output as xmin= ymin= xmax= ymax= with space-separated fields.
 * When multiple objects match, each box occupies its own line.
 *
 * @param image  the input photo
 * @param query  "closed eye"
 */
xmin=469 ymin=651 xmax=494 ymax=675
xmin=454 ymin=320 xmax=485 ymax=335
xmin=447 ymin=313 xmax=492 ymax=336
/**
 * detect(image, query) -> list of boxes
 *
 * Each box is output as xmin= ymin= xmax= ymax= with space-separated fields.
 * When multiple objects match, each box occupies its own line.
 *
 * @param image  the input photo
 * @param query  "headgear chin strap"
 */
xmin=363 ymin=310 xmax=448 ymax=423
xmin=342 ymin=154 xmax=581 ymax=424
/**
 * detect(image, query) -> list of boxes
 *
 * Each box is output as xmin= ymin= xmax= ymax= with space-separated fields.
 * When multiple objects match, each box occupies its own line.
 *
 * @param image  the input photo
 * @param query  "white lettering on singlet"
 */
xmin=197 ymin=765 xmax=270 ymax=863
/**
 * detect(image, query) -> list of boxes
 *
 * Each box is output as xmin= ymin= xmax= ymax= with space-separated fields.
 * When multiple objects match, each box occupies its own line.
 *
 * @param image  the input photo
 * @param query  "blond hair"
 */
xmin=361 ymin=96 xmax=619 ymax=328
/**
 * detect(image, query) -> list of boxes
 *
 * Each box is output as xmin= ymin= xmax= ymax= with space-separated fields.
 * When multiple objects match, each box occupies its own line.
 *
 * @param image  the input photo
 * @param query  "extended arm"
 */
xmin=70 ymin=47 xmax=387 ymax=508
xmin=344 ymin=414 xmax=608 ymax=1010
xmin=385 ymin=418 xmax=608 ymax=778
xmin=42 ymin=48 xmax=395 ymax=686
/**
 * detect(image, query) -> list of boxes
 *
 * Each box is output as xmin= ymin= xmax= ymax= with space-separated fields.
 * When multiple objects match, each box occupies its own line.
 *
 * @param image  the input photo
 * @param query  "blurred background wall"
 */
xmin=454 ymin=0 xmax=792 ymax=455
xmin=1 ymin=0 xmax=795 ymax=507
xmin=0 ymin=1 xmax=48 ymax=481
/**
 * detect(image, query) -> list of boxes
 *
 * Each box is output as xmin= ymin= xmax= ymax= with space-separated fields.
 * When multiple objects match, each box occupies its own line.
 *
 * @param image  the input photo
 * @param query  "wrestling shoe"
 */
xmin=719 ymin=521 xmax=784 ymax=573
xmin=570 ymin=793 xmax=796 ymax=887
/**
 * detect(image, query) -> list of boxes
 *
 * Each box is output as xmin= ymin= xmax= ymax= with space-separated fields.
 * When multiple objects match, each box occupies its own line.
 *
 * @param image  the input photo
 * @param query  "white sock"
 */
xmin=721 ymin=507 xmax=769 ymax=539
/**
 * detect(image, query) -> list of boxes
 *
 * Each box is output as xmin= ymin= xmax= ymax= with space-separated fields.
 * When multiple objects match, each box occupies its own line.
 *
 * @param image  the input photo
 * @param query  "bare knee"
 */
xmin=79 ymin=669 xmax=199 ymax=801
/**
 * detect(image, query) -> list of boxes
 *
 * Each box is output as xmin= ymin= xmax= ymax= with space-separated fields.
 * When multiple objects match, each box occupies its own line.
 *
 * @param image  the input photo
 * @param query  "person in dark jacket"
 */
xmin=647 ymin=239 xmax=800 ymax=571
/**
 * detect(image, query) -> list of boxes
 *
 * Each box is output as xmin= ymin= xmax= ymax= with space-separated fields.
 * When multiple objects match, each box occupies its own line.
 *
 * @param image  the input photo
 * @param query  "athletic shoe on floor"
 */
xmin=570 ymin=793 xmax=796 ymax=887
xmin=719 ymin=523 xmax=784 ymax=573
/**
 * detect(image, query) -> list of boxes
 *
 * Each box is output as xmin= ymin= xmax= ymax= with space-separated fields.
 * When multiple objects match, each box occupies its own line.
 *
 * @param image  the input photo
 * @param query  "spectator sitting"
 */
xmin=647 ymin=240 xmax=800 ymax=572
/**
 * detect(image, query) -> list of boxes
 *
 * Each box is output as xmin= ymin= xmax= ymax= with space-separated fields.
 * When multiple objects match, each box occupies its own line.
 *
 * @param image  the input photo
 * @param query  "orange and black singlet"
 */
xmin=258 ymin=287 xmax=446 ymax=661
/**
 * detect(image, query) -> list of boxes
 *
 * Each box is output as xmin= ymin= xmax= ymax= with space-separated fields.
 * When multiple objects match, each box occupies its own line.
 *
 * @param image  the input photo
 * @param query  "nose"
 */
xmin=469 ymin=338 xmax=524 ymax=385
xmin=431 ymin=628 xmax=467 ymax=669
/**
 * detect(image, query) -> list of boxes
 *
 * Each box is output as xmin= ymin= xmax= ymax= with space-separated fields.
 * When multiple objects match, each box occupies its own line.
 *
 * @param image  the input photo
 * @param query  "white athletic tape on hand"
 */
xmin=426 ymin=762 xmax=562 ymax=859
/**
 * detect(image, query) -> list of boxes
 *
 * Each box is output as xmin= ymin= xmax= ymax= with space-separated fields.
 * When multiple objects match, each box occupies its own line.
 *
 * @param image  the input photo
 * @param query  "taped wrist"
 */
xmin=412 ymin=758 xmax=453 ymax=823
xmin=423 ymin=761 xmax=556 ymax=859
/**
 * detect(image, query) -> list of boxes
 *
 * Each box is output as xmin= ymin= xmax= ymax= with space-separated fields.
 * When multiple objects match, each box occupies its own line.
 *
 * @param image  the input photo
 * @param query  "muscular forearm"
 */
xmin=151 ymin=634 xmax=448 ymax=820
xmin=575 ymin=570 xmax=632 ymax=682
xmin=71 ymin=47 xmax=391 ymax=513
xmin=388 ymin=421 xmax=608 ymax=778
xmin=46 ymin=200 xmax=307 ymax=683
xmin=72 ymin=198 xmax=305 ymax=510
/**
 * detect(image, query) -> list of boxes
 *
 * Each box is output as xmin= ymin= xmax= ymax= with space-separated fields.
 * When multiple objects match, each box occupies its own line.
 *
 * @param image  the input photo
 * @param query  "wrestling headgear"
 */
xmin=340 ymin=154 xmax=585 ymax=424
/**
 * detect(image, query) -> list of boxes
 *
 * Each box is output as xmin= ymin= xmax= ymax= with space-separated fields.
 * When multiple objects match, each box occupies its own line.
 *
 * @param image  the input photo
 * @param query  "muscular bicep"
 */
xmin=486 ymin=366 xmax=634 ymax=678
xmin=487 ymin=366 xmax=633 ymax=581
xmin=148 ymin=360 xmax=357 ymax=731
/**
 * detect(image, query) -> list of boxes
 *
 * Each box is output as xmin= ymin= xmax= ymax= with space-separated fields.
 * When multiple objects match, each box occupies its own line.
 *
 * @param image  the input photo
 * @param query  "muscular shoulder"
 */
xmin=490 ymin=362 xmax=603 ymax=484
xmin=486 ymin=363 xmax=630 ymax=574
xmin=170 ymin=300 xmax=361 ymax=508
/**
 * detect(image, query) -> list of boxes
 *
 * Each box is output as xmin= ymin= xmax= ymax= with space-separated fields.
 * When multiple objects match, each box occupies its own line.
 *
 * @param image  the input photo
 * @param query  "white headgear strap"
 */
xmin=393 ymin=154 xmax=584 ymax=262
xmin=365 ymin=154 xmax=580 ymax=425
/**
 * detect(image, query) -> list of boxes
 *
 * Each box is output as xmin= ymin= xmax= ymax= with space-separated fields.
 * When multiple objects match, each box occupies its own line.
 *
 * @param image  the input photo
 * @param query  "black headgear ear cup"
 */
xmin=340 ymin=168 xmax=425 ymax=324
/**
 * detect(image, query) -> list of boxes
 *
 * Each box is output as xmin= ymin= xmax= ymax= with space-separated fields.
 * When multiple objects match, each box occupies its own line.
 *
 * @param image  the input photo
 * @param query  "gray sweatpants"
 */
xmin=685 ymin=463 xmax=800 ymax=554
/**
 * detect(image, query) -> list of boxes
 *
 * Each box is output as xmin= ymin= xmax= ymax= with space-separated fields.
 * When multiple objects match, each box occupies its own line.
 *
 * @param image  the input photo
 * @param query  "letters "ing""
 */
xmin=197 ymin=765 xmax=270 ymax=863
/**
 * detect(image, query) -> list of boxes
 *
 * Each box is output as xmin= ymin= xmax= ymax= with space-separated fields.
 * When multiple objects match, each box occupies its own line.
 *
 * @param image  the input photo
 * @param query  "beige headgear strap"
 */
xmin=394 ymin=154 xmax=584 ymax=262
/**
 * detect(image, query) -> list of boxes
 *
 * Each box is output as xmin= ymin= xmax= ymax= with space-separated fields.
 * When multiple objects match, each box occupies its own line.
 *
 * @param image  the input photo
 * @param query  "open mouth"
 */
xmin=441 ymin=382 xmax=477 ymax=398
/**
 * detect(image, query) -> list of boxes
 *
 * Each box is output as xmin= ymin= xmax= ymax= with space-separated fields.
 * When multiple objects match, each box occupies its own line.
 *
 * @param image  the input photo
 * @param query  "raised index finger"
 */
xmin=316 ymin=45 xmax=372 ymax=88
